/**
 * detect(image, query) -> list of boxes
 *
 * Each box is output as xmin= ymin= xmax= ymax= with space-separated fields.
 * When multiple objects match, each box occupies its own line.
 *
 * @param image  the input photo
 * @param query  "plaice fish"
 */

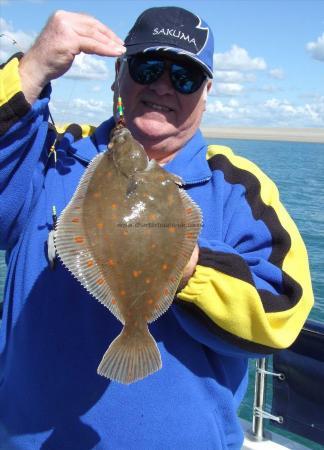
xmin=55 ymin=125 xmax=202 ymax=384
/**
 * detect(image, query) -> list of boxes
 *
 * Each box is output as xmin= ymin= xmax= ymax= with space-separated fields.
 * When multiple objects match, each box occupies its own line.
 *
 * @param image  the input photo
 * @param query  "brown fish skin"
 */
xmin=55 ymin=126 xmax=202 ymax=384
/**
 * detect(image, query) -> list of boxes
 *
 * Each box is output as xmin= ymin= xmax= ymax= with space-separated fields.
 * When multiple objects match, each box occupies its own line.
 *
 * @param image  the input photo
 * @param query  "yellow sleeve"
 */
xmin=0 ymin=53 xmax=30 ymax=135
xmin=177 ymin=145 xmax=314 ymax=354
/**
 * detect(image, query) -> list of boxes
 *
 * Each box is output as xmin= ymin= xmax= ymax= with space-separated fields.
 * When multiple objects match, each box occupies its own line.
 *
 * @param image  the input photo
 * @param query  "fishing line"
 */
xmin=0 ymin=33 xmax=24 ymax=53
xmin=116 ymin=60 xmax=125 ymax=126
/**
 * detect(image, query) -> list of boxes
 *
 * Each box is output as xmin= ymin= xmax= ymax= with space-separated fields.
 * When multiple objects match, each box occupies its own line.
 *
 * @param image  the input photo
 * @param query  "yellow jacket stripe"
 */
xmin=177 ymin=145 xmax=314 ymax=352
xmin=0 ymin=53 xmax=30 ymax=135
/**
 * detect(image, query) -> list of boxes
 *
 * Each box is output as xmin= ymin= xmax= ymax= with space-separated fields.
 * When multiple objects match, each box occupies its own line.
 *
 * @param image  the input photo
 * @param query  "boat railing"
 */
xmin=247 ymin=319 xmax=324 ymax=448
xmin=251 ymin=357 xmax=284 ymax=440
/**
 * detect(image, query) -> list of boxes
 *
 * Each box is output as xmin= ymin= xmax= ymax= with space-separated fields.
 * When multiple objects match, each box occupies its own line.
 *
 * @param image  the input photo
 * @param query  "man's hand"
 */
xmin=178 ymin=244 xmax=199 ymax=291
xmin=18 ymin=10 xmax=126 ymax=104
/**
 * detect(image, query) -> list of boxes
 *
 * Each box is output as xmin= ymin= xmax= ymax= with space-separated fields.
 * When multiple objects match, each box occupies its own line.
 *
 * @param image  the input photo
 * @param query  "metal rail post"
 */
xmin=252 ymin=358 xmax=267 ymax=440
xmin=249 ymin=357 xmax=284 ymax=441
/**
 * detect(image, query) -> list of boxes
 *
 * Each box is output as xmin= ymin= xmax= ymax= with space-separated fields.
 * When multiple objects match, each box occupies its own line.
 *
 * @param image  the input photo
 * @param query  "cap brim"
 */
xmin=125 ymin=44 xmax=213 ymax=78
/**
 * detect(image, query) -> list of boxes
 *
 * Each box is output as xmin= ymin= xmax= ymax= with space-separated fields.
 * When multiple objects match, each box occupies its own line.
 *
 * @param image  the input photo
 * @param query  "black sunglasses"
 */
xmin=126 ymin=54 xmax=207 ymax=95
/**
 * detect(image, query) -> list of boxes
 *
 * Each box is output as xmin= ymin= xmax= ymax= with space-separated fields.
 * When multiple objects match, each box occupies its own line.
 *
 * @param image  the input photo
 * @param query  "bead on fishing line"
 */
xmin=117 ymin=96 xmax=124 ymax=118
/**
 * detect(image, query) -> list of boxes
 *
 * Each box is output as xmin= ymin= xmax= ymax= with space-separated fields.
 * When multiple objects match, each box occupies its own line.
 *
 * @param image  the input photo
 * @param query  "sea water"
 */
xmin=0 ymin=138 xmax=323 ymax=448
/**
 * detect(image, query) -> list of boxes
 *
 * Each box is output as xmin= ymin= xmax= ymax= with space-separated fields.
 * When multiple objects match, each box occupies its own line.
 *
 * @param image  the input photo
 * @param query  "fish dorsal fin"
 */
xmin=55 ymin=151 xmax=124 ymax=323
xmin=149 ymin=188 xmax=202 ymax=322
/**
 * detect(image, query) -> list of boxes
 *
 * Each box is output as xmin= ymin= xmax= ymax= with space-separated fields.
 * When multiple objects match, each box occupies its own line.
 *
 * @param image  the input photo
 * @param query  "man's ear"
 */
xmin=207 ymin=79 xmax=212 ymax=94
xmin=202 ymin=80 xmax=212 ymax=111
xmin=203 ymin=80 xmax=212 ymax=102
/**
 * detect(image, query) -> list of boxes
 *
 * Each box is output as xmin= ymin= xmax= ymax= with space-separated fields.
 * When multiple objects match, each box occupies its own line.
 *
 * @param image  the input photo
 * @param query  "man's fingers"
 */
xmin=71 ymin=14 xmax=124 ymax=47
xmin=93 ymin=21 xmax=124 ymax=46
xmin=19 ymin=10 xmax=126 ymax=103
xmin=79 ymin=36 xmax=126 ymax=57
xmin=72 ymin=20 xmax=125 ymax=56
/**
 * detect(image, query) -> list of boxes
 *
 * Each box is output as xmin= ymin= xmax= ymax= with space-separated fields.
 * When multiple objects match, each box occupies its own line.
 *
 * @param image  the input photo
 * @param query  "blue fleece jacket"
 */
xmin=0 ymin=55 xmax=313 ymax=450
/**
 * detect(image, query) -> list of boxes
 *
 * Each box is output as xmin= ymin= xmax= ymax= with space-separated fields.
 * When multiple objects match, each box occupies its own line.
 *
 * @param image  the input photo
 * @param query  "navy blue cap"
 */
xmin=124 ymin=6 xmax=214 ymax=78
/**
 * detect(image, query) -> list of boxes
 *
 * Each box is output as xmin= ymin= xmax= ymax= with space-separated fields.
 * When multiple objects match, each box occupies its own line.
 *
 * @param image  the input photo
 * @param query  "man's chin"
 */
xmin=129 ymin=119 xmax=176 ymax=143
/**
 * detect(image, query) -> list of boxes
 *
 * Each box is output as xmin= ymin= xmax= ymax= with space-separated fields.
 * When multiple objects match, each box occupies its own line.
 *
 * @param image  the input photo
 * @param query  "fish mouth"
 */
xmin=142 ymin=101 xmax=174 ymax=113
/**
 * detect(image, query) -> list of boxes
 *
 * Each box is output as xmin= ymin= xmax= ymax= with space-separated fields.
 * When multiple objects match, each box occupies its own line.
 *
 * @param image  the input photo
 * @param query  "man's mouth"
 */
xmin=143 ymin=101 xmax=173 ymax=113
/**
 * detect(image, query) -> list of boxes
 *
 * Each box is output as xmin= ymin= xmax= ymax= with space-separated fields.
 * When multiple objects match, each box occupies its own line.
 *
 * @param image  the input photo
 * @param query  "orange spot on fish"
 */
xmin=132 ymin=270 xmax=141 ymax=278
xmin=151 ymin=244 xmax=156 ymax=249
xmin=147 ymin=299 xmax=154 ymax=305
xmin=149 ymin=214 xmax=157 ymax=220
xmin=170 ymin=276 xmax=176 ymax=283
xmin=97 ymin=222 xmax=104 ymax=229
xmin=111 ymin=203 xmax=117 ymax=209
xmin=168 ymin=226 xmax=176 ymax=233
xmin=186 ymin=232 xmax=193 ymax=239
xmin=163 ymin=288 xmax=169 ymax=295
xmin=107 ymin=171 xmax=112 ymax=177
xmin=162 ymin=263 xmax=168 ymax=270
xmin=87 ymin=260 xmax=94 ymax=267
xmin=145 ymin=278 xmax=151 ymax=284
xmin=74 ymin=236 xmax=84 ymax=244
xmin=93 ymin=192 xmax=101 ymax=198
xmin=186 ymin=208 xmax=192 ymax=214
xmin=111 ymin=298 xmax=117 ymax=305
xmin=123 ymin=230 xmax=128 ymax=236
xmin=96 ymin=278 xmax=104 ymax=285
xmin=107 ymin=259 xmax=115 ymax=267
xmin=120 ymin=290 xmax=126 ymax=297
xmin=71 ymin=217 xmax=80 ymax=223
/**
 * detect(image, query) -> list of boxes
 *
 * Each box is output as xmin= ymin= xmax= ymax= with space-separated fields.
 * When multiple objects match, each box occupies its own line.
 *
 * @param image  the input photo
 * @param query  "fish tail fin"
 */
xmin=97 ymin=324 xmax=162 ymax=384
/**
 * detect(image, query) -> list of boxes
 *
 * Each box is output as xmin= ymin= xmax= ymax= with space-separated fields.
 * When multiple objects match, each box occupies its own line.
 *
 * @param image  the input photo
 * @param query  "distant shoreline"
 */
xmin=201 ymin=127 xmax=324 ymax=143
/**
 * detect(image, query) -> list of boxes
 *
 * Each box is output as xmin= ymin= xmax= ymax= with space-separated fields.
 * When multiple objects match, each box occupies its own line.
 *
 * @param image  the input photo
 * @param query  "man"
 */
xmin=0 ymin=6 xmax=313 ymax=450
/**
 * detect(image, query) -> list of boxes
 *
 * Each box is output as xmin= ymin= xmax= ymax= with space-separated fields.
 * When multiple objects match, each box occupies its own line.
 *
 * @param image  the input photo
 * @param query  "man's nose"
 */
xmin=148 ymin=69 xmax=174 ymax=95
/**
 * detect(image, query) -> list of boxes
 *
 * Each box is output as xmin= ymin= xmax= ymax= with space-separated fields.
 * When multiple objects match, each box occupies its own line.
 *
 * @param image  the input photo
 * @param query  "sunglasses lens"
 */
xmin=127 ymin=56 xmax=206 ymax=94
xmin=128 ymin=57 xmax=164 ymax=85
xmin=171 ymin=64 xmax=205 ymax=94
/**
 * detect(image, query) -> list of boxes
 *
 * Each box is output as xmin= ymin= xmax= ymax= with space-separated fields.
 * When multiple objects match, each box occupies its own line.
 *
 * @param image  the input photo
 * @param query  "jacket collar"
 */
xmin=68 ymin=117 xmax=212 ymax=186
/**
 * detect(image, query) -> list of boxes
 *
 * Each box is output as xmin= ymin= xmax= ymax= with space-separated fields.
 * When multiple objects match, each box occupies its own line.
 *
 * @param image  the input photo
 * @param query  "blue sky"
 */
xmin=1 ymin=0 xmax=323 ymax=127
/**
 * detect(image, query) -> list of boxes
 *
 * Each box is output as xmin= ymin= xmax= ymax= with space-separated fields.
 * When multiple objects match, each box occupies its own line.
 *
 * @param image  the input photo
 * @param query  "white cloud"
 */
xmin=71 ymin=98 xmax=108 ymax=113
xmin=49 ymin=95 xmax=113 ymax=125
xmin=269 ymin=68 xmax=284 ymax=79
xmin=206 ymin=98 xmax=250 ymax=120
xmin=306 ymin=33 xmax=324 ymax=61
xmin=203 ymin=95 xmax=324 ymax=127
xmin=0 ymin=18 xmax=35 ymax=61
xmin=64 ymin=53 xmax=109 ymax=81
xmin=214 ymin=45 xmax=267 ymax=72
xmin=264 ymin=97 xmax=323 ymax=123
xmin=213 ymin=83 xmax=244 ymax=96
xmin=260 ymin=84 xmax=281 ymax=93
xmin=214 ymin=70 xmax=256 ymax=83
xmin=91 ymin=85 xmax=103 ymax=92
